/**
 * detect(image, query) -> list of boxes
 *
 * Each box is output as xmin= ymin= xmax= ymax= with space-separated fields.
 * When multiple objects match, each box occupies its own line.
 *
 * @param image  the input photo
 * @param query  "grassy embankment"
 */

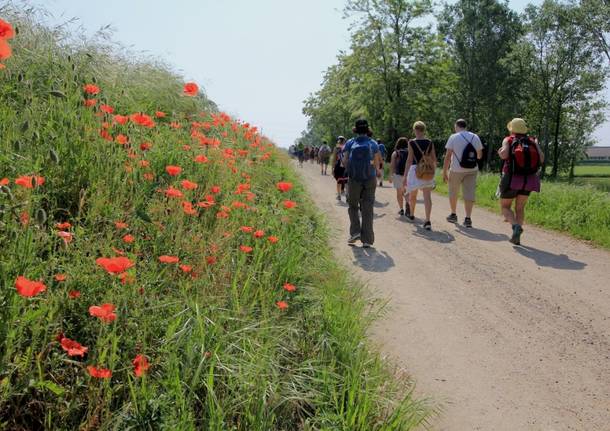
xmin=434 ymin=172 xmax=610 ymax=250
xmin=0 ymin=8 xmax=429 ymax=430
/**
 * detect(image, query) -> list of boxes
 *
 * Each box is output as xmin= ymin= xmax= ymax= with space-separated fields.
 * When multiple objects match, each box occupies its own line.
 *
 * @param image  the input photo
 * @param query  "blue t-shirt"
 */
xmin=343 ymin=136 xmax=380 ymax=179
xmin=378 ymin=143 xmax=387 ymax=159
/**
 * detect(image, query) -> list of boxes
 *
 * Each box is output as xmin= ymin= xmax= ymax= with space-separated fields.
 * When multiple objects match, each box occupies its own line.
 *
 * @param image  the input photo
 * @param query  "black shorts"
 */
xmin=499 ymin=174 xmax=531 ymax=199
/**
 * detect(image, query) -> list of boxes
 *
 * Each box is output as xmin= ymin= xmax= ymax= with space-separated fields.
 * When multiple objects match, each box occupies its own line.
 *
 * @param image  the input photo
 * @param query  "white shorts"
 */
xmin=392 ymin=174 xmax=405 ymax=189
xmin=406 ymin=165 xmax=435 ymax=193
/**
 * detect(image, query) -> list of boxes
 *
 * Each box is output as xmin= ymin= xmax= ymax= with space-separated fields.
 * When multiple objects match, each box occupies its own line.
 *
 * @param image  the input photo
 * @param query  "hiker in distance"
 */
xmin=333 ymin=136 xmax=348 ymax=201
xmin=377 ymin=139 xmax=387 ymax=187
xmin=342 ymin=119 xmax=383 ymax=248
xmin=318 ymin=140 xmax=332 ymax=175
xmin=390 ymin=137 xmax=410 ymax=216
xmin=442 ymin=119 xmax=483 ymax=228
xmin=498 ymin=118 xmax=544 ymax=245
xmin=403 ymin=121 xmax=436 ymax=230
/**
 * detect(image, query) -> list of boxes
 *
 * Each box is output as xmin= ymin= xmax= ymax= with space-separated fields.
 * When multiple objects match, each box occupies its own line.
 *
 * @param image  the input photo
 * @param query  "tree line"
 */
xmin=301 ymin=0 xmax=609 ymax=177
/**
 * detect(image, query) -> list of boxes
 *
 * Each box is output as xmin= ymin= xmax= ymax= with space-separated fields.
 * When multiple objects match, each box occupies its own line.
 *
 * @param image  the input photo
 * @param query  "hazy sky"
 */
xmin=37 ymin=0 xmax=608 ymax=147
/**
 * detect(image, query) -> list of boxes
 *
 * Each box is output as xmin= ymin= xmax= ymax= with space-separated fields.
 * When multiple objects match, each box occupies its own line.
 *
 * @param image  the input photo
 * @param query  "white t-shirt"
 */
xmin=445 ymin=131 xmax=483 ymax=172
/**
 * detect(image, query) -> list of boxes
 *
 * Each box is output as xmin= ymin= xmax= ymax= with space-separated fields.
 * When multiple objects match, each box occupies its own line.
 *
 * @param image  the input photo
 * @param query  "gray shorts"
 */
xmin=392 ymin=174 xmax=405 ymax=189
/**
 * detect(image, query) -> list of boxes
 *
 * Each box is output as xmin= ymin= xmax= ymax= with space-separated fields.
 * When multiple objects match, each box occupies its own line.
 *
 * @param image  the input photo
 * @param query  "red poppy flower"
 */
xmin=0 ymin=39 xmax=11 ymax=61
xmin=60 ymin=337 xmax=88 ymax=357
xmin=122 ymin=234 xmax=135 ymax=244
xmin=182 ymin=201 xmax=197 ymax=215
xmin=130 ymin=112 xmax=154 ymax=128
xmin=169 ymin=122 xmax=182 ymax=129
xmin=115 ymin=134 xmax=129 ymax=145
xmin=114 ymin=221 xmax=129 ymax=229
xmin=114 ymin=114 xmax=129 ymax=125
xmin=83 ymin=99 xmax=97 ymax=107
xmin=54 ymin=274 xmax=67 ymax=282
xmin=119 ymin=272 xmax=135 ymax=285
xmin=276 ymin=301 xmax=288 ymax=310
xmin=143 ymin=172 xmax=154 ymax=181
xmin=100 ymin=104 xmax=114 ymax=114
xmin=87 ymin=366 xmax=112 ymax=378
xmin=165 ymin=165 xmax=181 ymax=176
xmin=239 ymin=245 xmax=253 ymax=253
xmin=183 ymin=82 xmax=199 ymax=96
xmin=96 ymin=256 xmax=135 ymax=274
xmin=132 ymin=354 xmax=150 ymax=377
xmin=69 ymin=290 xmax=81 ymax=299
xmin=0 ymin=177 xmax=9 ymax=186
xmin=83 ymin=84 xmax=100 ymax=95
xmin=194 ymin=155 xmax=208 ymax=164
xmin=0 ymin=19 xmax=15 ymax=39
xmin=268 ymin=236 xmax=279 ymax=244
xmin=181 ymin=180 xmax=198 ymax=190
xmin=216 ymin=211 xmax=229 ymax=219
xmin=182 ymin=145 xmax=191 ymax=151
xmin=15 ymin=175 xmax=44 ymax=189
xmin=240 ymin=226 xmax=253 ymax=233
xmin=211 ymin=186 xmax=221 ymax=194
xmin=55 ymin=222 xmax=72 ymax=230
xmin=15 ymin=276 xmax=46 ymax=297
xmin=253 ymin=230 xmax=265 ymax=238
xmin=139 ymin=160 xmax=150 ymax=168
xmin=164 ymin=186 xmax=183 ymax=198
xmin=155 ymin=111 xmax=166 ymax=118
xmin=140 ymin=142 xmax=152 ymax=151
xmin=283 ymin=283 xmax=296 ymax=292
xmin=206 ymin=256 xmax=217 ymax=265
xmin=159 ymin=255 xmax=180 ymax=264
xmin=57 ymin=231 xmax=73 ymax=244
xmin=283 ymin=200 xmax=297 ymax=209
xmin=20 ymin=211 xmax=29 ymax=226
xmin=89 ymin=303 xmax=117 ymax=323
xmin=179 ymin=264 xmax=193 ymax=273
xmin=276 ymin=182 xmax=293 ymax=192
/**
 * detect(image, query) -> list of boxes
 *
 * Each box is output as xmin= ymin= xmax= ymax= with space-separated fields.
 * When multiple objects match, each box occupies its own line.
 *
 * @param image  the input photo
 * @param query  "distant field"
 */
xmin=573 ymin=164 xmax=610 ymax=177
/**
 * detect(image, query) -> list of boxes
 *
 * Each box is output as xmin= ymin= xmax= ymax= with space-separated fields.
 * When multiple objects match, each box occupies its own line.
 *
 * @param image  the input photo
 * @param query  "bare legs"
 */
xmin=396 ymin=187 xmax=404 ymax=211
xmin=409 ymin=188 xmax=432 ymax=222
xmin=501 ymin=195 xmax=528 ymax=226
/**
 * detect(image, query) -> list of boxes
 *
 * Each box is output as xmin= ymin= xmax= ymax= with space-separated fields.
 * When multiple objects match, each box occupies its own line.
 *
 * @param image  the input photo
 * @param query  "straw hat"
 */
xmin=507 ymin=118 xmax=528 ymax=135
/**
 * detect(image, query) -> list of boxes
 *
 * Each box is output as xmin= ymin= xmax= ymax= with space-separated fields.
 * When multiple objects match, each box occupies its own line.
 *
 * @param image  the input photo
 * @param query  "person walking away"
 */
xmin=403 ymin=121 xmax=436 ymax=230
xmin=390 ymin=137 xmax=410 ymax=216
xmin=333 ymin=136 xmax=348 ymax=201
xmin=296 ymin=141 xmax=305 ymax=167
xmin=498 ymin=118 xmax=544 ymax=245
xmin=319 ymin=141 xmax=332 ymax=175
xmin=442 ymin=119 xmax=483 ymax=228
xmin=311 ymin=147 xmax=317 ymax=164
xmin=343 ymin=119 xmax=382 ymax=247
xmin=378 ymin=140 xmax=387 ymax=187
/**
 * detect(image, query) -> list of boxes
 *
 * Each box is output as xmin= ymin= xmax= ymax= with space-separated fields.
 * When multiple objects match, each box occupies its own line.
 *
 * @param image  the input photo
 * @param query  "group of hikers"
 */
xmin=296 ymin=117 xmax=543 ymax=248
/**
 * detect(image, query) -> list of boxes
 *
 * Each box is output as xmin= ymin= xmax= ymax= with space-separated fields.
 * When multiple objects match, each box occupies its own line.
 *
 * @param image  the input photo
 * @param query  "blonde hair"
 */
xmin=413 ymin=121 xmax=426 ymax=132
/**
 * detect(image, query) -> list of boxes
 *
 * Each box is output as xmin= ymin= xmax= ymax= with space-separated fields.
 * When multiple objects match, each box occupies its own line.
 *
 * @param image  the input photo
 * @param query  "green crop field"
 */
xmin=573 ymin=164 xmax=610 ymax=177
xmin=0 ymin=9 xmax=430 ymax=430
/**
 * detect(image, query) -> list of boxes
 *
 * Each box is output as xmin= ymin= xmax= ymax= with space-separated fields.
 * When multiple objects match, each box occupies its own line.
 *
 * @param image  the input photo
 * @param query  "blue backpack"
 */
xmin=347 ymin=137 xmax=375 ymax=182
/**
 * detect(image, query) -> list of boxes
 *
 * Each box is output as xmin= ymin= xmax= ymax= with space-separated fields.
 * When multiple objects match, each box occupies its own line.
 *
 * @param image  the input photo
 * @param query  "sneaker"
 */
xmin=446 ymin=213 xmax=458 ymax=224
xmin=398 ymin=209 xmax=405 ymax=216
xmin=336 ymin=194 xmax=341 ymax=201
xmin=406 ymin=214 xmax=415 ymax=221
xmin=347 ymin=234 xmax=360 ymax=246
xmin=423 ymin=221 xmax=432 ymax=231
xmin=362 ymin=242 xmax=372 ymax=248
xmin=379 ymin=181 xmax=383 ymax=187
xmin=510 ymin=224 xmax=523 ymax=245
xmin=464 ymin=217 xmax=473 ymax=228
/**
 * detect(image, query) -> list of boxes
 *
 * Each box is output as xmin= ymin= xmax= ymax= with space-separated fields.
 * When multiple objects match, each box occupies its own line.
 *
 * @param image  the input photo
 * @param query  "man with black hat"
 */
xmin=342 ymin=119 xmax=383 ymax=248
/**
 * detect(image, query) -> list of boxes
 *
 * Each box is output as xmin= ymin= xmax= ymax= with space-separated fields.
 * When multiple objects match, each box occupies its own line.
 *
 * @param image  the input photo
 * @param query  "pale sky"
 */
xmin=36 ymin=0 xmax=609 ymax=147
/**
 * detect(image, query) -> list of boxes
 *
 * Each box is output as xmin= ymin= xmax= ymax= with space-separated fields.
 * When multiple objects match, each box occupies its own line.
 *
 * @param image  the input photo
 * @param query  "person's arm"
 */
xmin=403 ymin=143 xmax=414 ymax=185
xmin=498 ymin=138 xmax=510 ymax=160
xmin=534 ymin=139 xmax=545 ymax=164
xmin=443 ymin=149 xmax=452 ymax=183
xmin=374 ymin=151 xmax=383 ymax=176
xmin=475 ymin=136 xmax=483 ymax=159
xmin=390 ymin=151 xmax=397 ymax=175
xmin=341 ymin=145 xmax=349 ymax=168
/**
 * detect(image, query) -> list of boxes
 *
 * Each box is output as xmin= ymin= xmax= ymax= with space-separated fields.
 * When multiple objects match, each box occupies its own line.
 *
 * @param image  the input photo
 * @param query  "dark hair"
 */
xmin=353 ymin=119 xmax=370 ymax=135
xmin=455 ymin=119 xmax=467 ymax=129
xmin=395 ymin=137 xmax=409 ymax=150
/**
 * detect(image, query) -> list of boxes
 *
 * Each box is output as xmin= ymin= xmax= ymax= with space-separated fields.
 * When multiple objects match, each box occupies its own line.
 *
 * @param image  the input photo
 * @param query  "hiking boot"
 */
xmin=347 ymin=234 xmax=360 ymax=246
xmin=398 ymin=209 xmax=405 ymax=216
xmin=446 ymin=213 xmax=458 ymax=224
xmin=423 ymin=221 xmax=432 ymax=231
xmin=510 ymin=224 xmax=523 ymax=245
xmin=464 ymin=217 xmax=473 ymax=228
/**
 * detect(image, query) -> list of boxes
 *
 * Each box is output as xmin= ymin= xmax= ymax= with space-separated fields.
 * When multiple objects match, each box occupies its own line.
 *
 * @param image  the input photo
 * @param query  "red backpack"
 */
xmin=509 ymin=135 xmax=540 ymax=176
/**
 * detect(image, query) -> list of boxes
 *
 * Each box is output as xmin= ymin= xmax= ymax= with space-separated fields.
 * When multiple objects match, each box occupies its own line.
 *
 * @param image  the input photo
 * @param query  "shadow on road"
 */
xmin=455 ymin=225 xmax=509 ymax=242
xmin=351 ymin=247 xmax=395 ymax=272
xmin=412 ymin=225 xmax=456 ymax=243
xmin=513 ymin=245 xmax=587 ymax=270
xmin=374 ymin=200 xmax=389 ymax=208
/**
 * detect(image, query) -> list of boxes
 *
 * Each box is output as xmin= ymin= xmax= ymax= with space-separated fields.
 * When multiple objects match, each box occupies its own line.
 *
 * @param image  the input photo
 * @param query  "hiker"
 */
xmin=498 ymin=118 xmax=544 ymax=245
xmin=390 ymin=137 xmax=410 ymax=216
xmin=403 ymin=121 xmax=436 ymax=230
xmin=442 ymin=119 xmax=483 ymax=228
xmin=333 ymin=136 xmax=348 ymax=201
xmin=296 ymin=141 xmax=305 ymax=167
xmin=311 ymin=146 xmax=317 ymax=164
xmin=342 ymin=119 xmax=382 ymax=247
xmin=318 ymin=140 xmax=332 ymax=175
xmin=378 ymin=140 xmax=387 ymax=187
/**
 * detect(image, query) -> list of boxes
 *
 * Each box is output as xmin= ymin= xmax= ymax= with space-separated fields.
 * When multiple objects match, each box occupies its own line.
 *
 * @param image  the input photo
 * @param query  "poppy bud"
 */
xmin=35 ymin=208 xmax=47 ymax=225
xmin=49 ymin=149 xmax=60 ymax=164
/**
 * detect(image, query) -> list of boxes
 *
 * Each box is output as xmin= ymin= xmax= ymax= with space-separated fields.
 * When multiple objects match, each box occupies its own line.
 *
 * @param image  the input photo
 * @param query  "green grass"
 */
xmin=0 ymin=6 xmax=430 ymax=430
xmin=435 ymin=172 xmax=610 ymax=249
xmin=573 ymin=164 xmax=610 ymax=177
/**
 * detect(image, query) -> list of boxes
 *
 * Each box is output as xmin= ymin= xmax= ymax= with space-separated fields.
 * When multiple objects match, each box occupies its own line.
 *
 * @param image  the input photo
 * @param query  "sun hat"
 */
xmin=507 ymin=118 xmax=528 ymax=135
xmin=337 ymin=135 xmax=345 ymax=141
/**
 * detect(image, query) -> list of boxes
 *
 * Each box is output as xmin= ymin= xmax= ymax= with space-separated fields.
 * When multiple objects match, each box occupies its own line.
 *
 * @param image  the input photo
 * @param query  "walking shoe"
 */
xmin=404 ymin=203 xmax=411 ymax=217
xmin=446 ymin=213 xmax=458 ymax=223
xmin=406 ymin=214 xmax=415 ymax=221
xmin=464 ymin=217 xmax=473 ymax=228
xmin=362 ymin=243 xmax=372 ymax=248
xmin=347 ymin=234 xmax=360 ymax=246
xmin=423 ymin=221 xmax=432 ymax=231
xmin=510 ymin=224 xmax=523 ymax=245
xmin=398 ymin=209 xmax=405 ymax=216
xmin=379 ymin=181 xmax=383 ymax=187
xmin=336 ymin=194 xmax=341 ymax=201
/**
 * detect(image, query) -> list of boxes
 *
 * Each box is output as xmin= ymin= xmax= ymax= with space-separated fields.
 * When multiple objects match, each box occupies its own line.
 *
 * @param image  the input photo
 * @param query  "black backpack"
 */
xmin=456 ymin=133 xmax=478 ymax=169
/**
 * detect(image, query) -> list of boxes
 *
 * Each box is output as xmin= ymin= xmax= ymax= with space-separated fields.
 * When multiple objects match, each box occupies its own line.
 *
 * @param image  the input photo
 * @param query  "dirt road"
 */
xmin=297 ymin=162 xmax=610 ymax=431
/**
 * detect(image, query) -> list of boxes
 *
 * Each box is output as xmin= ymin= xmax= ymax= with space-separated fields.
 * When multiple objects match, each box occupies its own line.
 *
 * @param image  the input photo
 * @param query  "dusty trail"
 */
xmin=297 ymin=161 xmax=610 ymax=431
